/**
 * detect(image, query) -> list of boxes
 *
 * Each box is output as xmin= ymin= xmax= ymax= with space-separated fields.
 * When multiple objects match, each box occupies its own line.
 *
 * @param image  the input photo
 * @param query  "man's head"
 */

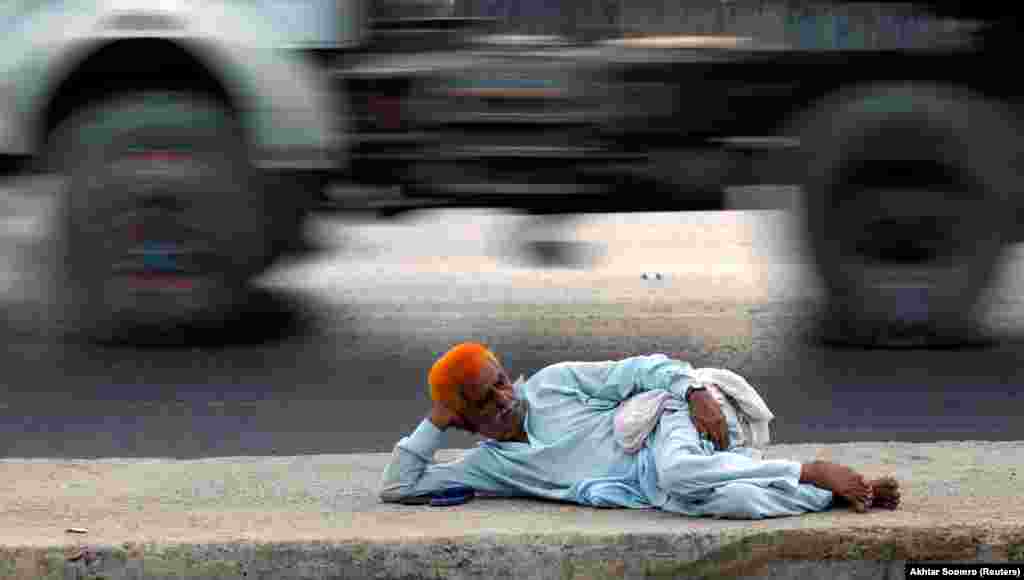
xmin=428 ymin=342 xmax=528 ymax=443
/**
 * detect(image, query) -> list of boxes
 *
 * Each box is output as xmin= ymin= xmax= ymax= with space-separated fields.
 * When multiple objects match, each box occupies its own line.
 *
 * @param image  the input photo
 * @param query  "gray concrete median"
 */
xmin=2 ymin=441 xmax=1022 ymax=579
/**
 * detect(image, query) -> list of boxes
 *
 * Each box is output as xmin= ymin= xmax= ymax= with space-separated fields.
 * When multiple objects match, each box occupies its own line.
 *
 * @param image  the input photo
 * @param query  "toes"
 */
xmin=868 ymin=477 xmax=901 ymax=510
xmin=836 ymin=475 xmax=901 ymax=514
xmin=851 ymin=482 xmax=899 ymax=512
xmin=873 ymin=493 xmax=901 ymax=510
xmin=839 ymin=477 xmax=901 ymax=512
xmin=871 ymin=476 xmax=900 ymax=491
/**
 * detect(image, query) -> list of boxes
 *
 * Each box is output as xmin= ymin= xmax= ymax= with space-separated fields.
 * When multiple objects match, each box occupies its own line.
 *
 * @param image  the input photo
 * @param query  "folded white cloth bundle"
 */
xmin=613 ymin=390 xmax=676 ymax=453
xmin=613 ymin=367 xmax=774 ymax=459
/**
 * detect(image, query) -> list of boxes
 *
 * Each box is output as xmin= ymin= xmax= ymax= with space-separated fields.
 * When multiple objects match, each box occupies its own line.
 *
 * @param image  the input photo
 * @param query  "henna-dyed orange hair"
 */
xmin=428 ymin=342 xmax=499 ymax=415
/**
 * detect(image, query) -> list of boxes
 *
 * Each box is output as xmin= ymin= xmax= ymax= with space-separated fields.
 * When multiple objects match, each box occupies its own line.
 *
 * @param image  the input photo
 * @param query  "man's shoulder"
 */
xmin=550 ymin=355 xmax=674 ymax=371
xmin=534 ymin=359 xmax=612 ymax=375
xmin=527 ymin=359 xmax=620 ymax=385
xmin=517 ymin=361 xmax=575 ymax=391
xmin=532 ymin=355 xmax=681 ymax=376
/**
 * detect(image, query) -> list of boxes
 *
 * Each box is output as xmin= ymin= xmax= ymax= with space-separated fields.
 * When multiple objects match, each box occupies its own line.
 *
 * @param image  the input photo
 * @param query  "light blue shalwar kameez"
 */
xmin=379 ymin=354 xmax=833 ymax=519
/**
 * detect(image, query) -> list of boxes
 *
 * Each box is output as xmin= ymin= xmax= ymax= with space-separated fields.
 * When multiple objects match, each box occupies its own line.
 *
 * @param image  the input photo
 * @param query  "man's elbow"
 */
xmin=378 ymin=460 xmax=414 ymax=502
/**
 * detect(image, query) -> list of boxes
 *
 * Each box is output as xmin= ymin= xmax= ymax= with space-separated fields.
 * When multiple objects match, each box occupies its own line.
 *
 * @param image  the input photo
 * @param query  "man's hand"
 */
xmin=429 ymin=400 xmax=467 ymax=431
xmin=689 ymin=387 xmax=730 ymax=450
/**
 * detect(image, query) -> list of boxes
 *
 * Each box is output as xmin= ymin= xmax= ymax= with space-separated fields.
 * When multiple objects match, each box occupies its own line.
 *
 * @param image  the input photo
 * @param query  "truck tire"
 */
xmin=50 ymin=92 xmax=276 ymax=343
xmin=793 ymin=84 xmax=1020 ymax=347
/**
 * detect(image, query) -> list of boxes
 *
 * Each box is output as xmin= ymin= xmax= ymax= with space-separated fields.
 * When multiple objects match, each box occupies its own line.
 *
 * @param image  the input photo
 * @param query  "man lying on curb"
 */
xmin=379 ymin=342 xmax=901 ymax=519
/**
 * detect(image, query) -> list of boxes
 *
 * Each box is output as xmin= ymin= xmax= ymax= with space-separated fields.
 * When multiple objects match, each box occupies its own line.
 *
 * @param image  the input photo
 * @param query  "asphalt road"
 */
xmin=1 ymin=177 xmax=1022 ymax=459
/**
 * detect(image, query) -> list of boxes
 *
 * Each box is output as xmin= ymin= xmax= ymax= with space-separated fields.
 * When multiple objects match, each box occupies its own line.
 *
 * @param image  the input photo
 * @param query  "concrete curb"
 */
xmin=2 ymin=441 xmax=1023 ymax=579
xmin=7 ymin=525 xmax=1024 ymax=580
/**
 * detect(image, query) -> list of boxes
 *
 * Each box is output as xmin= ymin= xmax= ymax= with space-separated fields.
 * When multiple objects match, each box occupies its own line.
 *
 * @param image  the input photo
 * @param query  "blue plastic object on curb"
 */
xmin=429 ymin=486 xmax=475 ymax=506
xmin=399 ymin=486 xmax=475 ymax=507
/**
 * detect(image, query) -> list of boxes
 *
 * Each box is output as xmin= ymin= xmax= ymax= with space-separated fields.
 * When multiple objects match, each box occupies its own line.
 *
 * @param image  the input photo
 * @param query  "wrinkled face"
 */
xmin=459 ymin=359 xmax=527 ymax=442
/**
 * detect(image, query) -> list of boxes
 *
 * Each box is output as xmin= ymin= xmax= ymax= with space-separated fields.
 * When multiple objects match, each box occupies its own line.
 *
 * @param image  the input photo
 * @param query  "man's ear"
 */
xmin=448 ymin=396 xmax=470 ymax=432
xmin=453 ymin=387 xmax=473 ymax=430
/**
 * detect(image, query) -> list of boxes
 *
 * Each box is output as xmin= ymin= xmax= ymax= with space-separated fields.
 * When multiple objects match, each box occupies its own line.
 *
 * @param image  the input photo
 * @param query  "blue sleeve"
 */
xmin=546 ymin=354 xmax=700 ymax=404
xmin=378 ymin=419 xmax=521 ymax=502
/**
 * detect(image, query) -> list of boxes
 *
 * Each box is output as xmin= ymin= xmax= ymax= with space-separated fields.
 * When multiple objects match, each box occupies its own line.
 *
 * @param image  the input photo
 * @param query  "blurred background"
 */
xmin=0 ymin=0 xmax=1020 ymax=458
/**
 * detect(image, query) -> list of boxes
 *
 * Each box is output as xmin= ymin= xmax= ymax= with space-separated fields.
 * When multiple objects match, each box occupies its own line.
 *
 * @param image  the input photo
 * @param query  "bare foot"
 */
xmin=824 ymin=473 xmax=902 ymax=512
xmin=804 ymin=461 xmax=874 ymax=512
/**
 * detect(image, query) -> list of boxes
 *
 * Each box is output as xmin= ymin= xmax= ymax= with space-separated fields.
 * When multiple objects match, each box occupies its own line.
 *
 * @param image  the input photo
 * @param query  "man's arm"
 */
xmin=547 ymin=355 xmax=729 ymax=449
xmin=553 ymin=354 xmax=701 ymax=404
xmin=378 ymin=403 xmax=512 ymax=503
xmin=377 ymin=417 xmax=458 ymax=502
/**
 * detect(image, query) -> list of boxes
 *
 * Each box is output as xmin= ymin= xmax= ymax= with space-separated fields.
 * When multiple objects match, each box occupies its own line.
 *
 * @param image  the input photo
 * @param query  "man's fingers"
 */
xmin=698 ymin=423 xmax=720 ymax=449
xmin=714 ymin=431 xmax=726 ymax=450
xmin=696 ymin=417 xmax=730 ymax=450
xmin=696 ymin=423 xmax=711 ymax=443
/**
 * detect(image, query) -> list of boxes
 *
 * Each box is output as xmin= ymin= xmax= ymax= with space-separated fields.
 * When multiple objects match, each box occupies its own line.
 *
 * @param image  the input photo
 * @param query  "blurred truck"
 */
xmin=370 ymin=1 xmax=1023 ymax=348
xmin=0 ymin=0 xmax=354 ymax=342
xmin=0 ymin=0 xmax=516 ymax=343
xmin=2 ymin=0 xmax=1020 ymax=349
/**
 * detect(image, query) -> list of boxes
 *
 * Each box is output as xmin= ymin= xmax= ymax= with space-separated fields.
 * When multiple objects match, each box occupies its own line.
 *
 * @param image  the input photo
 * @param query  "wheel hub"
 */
xmin=853 ymin=216 xmax=960 ymax=264
xmin=100 ymin=151 xmax=221 ymax=291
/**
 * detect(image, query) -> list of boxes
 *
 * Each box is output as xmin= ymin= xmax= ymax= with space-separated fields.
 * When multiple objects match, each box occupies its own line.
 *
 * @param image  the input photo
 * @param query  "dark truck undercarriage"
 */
xmin=322 ymin=6 xmax=1018 ymax=213
xmin=318 ymin=3 xmax=1023 ymax=348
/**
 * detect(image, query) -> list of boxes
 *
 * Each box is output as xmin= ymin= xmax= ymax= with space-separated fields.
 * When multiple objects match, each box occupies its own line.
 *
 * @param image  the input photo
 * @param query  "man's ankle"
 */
xmin=799 ymin=461 xmax=826 ymax=486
